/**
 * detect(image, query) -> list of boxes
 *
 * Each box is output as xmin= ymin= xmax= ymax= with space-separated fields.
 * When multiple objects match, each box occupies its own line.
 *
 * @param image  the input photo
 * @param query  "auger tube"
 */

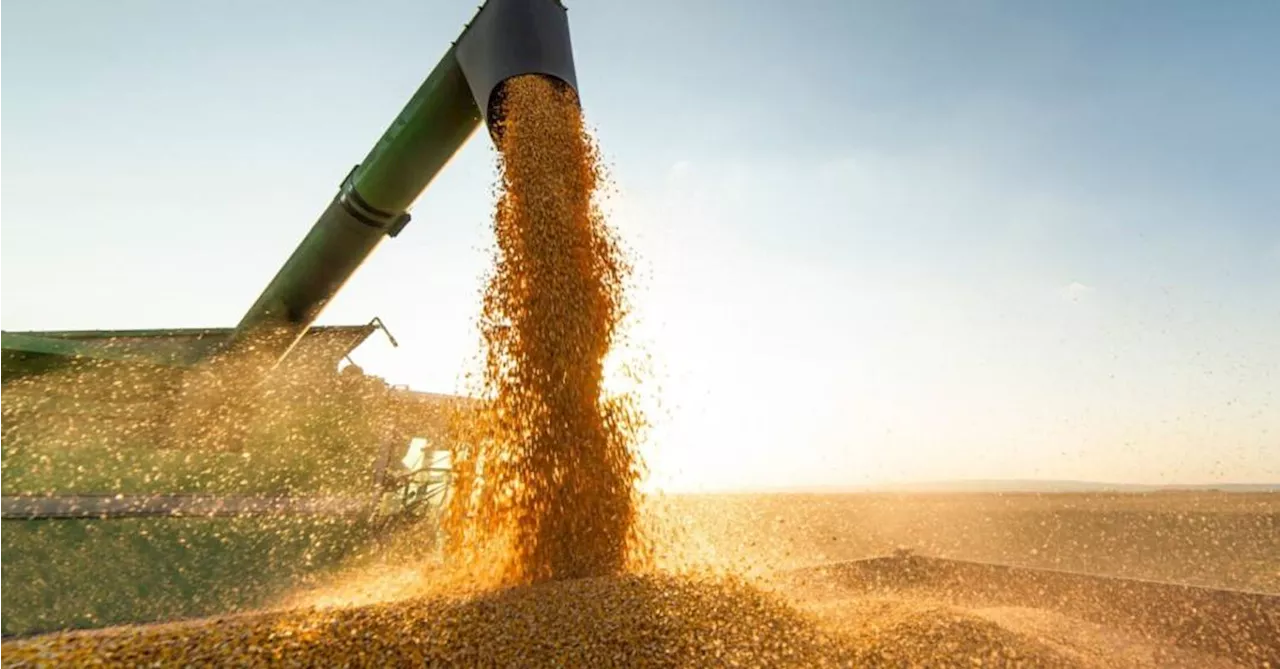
xmin=232 ymin=0 xmax=578 ymax=364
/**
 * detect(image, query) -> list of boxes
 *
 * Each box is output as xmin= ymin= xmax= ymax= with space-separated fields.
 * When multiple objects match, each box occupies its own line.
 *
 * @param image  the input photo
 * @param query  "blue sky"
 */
xmin=4 ymin=0 xmax=1278 ymax=488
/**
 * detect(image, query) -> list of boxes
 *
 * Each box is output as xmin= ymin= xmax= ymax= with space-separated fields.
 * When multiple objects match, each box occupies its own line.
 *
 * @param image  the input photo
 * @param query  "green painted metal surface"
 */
xmin=352 ymin=48 xmax=482 ymax=214
xmin=1 ymin=332 xmax=185 ymax=367
xmin=0 ymin=325 xmax=377 ymax=381
xmin=228 ymin=48 xmax=482 ymax=363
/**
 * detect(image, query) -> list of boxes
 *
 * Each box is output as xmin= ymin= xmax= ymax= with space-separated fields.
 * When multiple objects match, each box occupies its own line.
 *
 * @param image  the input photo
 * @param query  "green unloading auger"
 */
xmin=233 ymin=0 xmax=578 ymax=365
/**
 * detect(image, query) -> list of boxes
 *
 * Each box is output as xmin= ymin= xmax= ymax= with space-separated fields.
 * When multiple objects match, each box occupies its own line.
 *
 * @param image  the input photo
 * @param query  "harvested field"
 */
xmin=647 ymin=492 xmax=1280 ymax=592
xmin=5 ymin=491 xmax=1276 ymax=667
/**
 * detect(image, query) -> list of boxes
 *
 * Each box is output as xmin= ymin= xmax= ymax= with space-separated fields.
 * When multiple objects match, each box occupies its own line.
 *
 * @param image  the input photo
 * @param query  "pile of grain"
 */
xmin=3 ymin=573 xmax=1086 ymax=668
xmin=443 ymin=74 xmax=647 ymax=586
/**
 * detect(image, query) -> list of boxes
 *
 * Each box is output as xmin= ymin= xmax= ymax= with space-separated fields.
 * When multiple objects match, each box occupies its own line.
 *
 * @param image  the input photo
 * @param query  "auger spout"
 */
xmin=232 ymin=0 xmax=578 ymax=365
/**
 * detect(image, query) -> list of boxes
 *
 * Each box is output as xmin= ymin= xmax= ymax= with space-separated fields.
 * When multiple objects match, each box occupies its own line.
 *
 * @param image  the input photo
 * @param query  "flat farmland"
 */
xmin=650 ymin=491 xmax=1279 ymax=592
xmin=6 ymin=491 xmax=1275 ymax=667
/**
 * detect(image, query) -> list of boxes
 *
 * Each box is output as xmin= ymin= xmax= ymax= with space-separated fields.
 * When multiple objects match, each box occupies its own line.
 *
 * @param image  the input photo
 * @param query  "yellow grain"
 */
xmin=443 ymin=74 xmax=647 ymax=586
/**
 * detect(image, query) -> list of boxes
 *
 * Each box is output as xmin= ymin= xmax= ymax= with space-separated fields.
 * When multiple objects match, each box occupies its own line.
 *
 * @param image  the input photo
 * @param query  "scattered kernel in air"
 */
xmin=4 ymin=75 xmax=1251 ymax=669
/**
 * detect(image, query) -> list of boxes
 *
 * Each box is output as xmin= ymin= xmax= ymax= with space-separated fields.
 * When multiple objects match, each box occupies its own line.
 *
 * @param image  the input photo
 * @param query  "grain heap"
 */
xmin=443 ymin=74 xmax=647 ymax=585
xmin=1 ymin=574 xmax=864 ymax=668
xmin=0 ymin=574 xmax=1084 ymax=668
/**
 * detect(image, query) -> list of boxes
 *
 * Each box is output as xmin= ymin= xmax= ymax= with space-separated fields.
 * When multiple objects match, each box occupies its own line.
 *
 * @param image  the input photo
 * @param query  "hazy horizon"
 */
xmin=4 ymin=0 xmax=1278 ymax=491
xmin=661 ymin=479 xmax=1280 ymax=494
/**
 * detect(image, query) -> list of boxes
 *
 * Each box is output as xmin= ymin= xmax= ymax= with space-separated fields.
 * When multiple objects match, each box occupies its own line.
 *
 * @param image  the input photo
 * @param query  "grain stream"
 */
xmin=443 ymin=74 xmax=647 ymax=586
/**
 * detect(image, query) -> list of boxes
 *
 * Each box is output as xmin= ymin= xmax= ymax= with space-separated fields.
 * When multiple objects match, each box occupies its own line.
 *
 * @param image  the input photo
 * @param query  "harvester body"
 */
xmin=3 ymin=0 xmax=582 ymax=481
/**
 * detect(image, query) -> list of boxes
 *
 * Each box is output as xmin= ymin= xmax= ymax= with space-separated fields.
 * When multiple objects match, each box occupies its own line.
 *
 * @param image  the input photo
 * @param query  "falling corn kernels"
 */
xmin=443 ymin=74 xmax=647 ymax=587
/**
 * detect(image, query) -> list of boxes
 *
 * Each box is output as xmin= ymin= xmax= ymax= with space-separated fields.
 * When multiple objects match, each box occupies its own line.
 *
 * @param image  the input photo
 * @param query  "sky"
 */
xmin=3 ymin=0 xmax=1278 ymax=490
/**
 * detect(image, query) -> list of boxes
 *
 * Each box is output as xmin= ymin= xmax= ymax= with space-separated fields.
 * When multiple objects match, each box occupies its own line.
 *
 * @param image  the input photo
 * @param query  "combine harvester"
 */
xmin=3 ymin=0 xmax=577 ymax=521
xmin=2 ymin=1 xmax=1275 ymax=663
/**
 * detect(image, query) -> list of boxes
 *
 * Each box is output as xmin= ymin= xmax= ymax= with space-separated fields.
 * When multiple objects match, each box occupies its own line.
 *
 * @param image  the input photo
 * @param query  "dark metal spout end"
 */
xmin=455 ymin=0 xmax=579 ymax=138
